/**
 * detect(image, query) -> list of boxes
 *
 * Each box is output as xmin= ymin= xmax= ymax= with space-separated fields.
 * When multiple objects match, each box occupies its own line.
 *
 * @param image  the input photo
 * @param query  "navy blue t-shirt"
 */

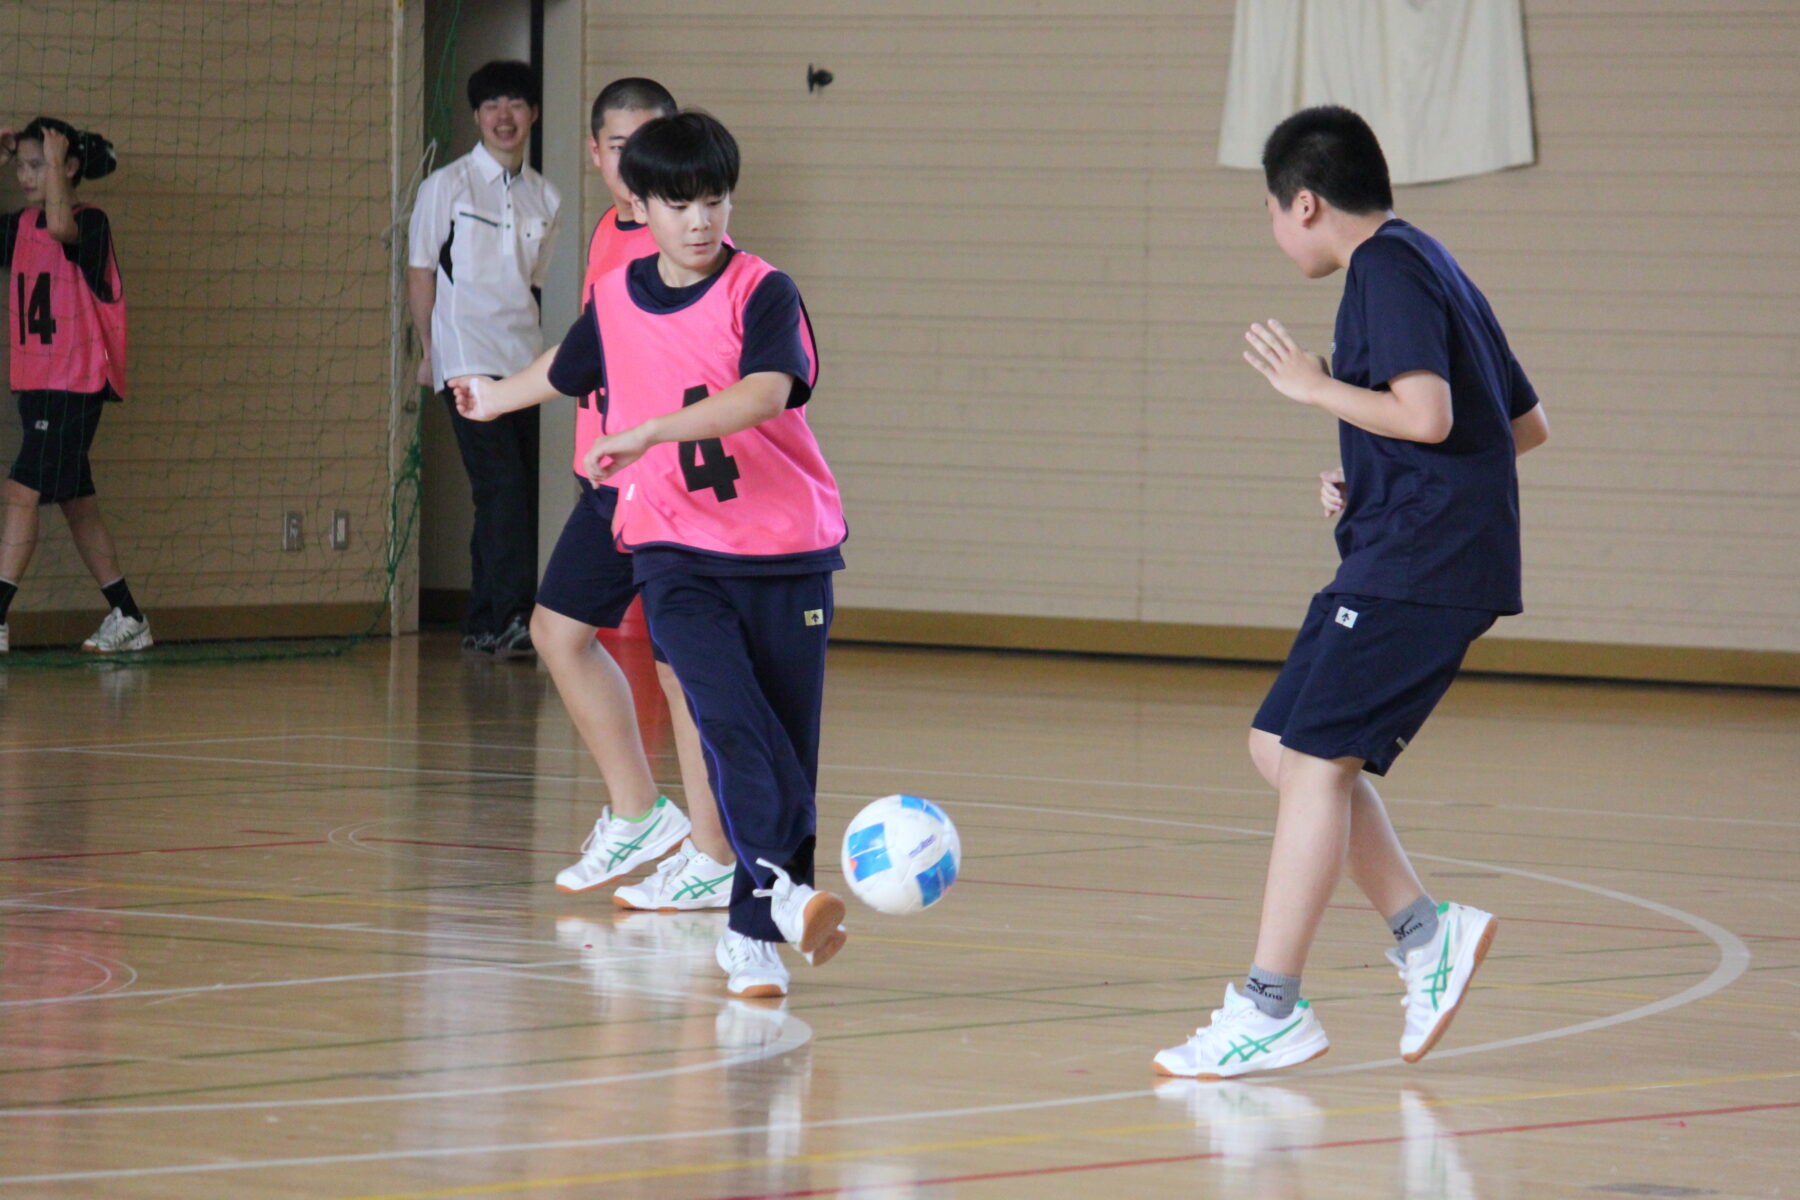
xmin=549 ymin=249 xmax=841 ymax=583
xmin=1327 ymin=220 xmax=1539 ymax=614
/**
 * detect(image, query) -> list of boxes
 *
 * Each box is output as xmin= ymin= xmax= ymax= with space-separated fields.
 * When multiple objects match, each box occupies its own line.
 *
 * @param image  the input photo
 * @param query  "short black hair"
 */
xmin=467 ymin=60 xmax=540 ymax=110
xmin=589 ymin=77 xmax=677 ymax=137
xmin=1262 ymin=105 xmax=1393 ymax=214
xmin=19 ymin=116 xmax=116 ymax=185
xmin=619 ymin=111 xmax=739 ymax=204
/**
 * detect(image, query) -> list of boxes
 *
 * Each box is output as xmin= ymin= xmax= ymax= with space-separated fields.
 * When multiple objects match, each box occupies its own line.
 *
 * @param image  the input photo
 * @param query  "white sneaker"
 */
xmin=613 ymin=839 xmax=735 ymax=911
xmin=81 ymin=608 xmax=152 ymax=653
xmin=1153 ymin=984 xmax=1331 ymax=1079
xmin=554 ymin=797 xmax=691 ymax=893
xmin=1387 ymin=901 xmax=1497 ymax=1062
xmin=753 ymin=858 xmax=846 ymax=966
xmin=716 ymin=929 xmax=789 ymax=998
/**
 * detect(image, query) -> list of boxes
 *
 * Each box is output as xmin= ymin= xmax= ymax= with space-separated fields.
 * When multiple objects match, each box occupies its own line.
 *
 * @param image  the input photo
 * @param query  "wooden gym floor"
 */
xmin=1 ymin=632 xmax=1796 ymax=1198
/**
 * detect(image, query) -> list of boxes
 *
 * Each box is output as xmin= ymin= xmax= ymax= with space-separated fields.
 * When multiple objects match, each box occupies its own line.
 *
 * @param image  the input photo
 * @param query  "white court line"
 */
xmin=0 ymin=958 xmax=589 ymax=1010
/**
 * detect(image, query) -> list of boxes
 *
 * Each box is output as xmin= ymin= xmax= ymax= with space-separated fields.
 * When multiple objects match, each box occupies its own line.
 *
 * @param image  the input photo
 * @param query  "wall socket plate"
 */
xmin=282 ymin=510 xmax=303 ymax=551
xmin=330 ymin=510 xmax=350 ymax=551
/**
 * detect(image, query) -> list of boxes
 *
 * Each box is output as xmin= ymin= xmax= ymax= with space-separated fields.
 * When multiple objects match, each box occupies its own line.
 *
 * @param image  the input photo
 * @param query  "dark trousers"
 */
xmin=641 ymin=570 xmax=833 ymax=942
xmin=441 ymin=388 xmax=538 ymax=636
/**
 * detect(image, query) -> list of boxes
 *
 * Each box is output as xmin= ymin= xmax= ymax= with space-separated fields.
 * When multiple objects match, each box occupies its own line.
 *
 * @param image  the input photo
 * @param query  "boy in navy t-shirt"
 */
xmin=1155 ymin=106 xmax=1550 ymax=1079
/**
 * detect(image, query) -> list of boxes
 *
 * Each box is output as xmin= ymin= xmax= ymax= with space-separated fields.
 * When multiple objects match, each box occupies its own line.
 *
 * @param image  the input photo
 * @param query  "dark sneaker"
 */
xmin=493 ymin=614 xmax=535 ymax=661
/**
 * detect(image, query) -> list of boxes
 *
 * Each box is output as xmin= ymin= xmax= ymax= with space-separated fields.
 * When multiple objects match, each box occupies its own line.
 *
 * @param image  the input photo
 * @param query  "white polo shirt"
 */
xmin=408 ymin=141 xmax=562 ymax=388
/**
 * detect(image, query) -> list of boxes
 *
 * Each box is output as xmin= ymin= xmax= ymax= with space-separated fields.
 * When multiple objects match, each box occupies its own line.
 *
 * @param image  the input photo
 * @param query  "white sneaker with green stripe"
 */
xmin=612 ymin=838 xmax=734 ymax=911
xmin=1388 ymin=901 xmax=1497 ymax=1062
xmin=555 ymin=797 xmax=691 ymax=894
xmin=1153 ymin=983 xmax=1330 ymax=1079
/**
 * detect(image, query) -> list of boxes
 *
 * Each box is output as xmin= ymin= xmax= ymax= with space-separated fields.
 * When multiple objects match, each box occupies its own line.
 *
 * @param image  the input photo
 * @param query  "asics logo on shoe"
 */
xmin=606 ymin=816 xmax=664 ymax=868
xmin=672 ymin=870 xmax=733 ymax=901
xmin=1424 ymin=927 xmax=1455 ymax=1009
xmin=1217 ymin=1015 xmax=1307 ymax=1065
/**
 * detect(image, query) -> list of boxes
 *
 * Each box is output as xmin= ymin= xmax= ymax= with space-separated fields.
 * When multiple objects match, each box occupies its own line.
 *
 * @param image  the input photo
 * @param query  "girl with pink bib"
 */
xmin=0 ymin=117 xmax=149 ymax=654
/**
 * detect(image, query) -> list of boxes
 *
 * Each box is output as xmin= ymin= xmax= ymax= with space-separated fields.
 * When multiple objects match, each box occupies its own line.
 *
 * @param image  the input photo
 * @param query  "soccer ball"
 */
xmin=841 ymin=794 xmax=960 ymax=915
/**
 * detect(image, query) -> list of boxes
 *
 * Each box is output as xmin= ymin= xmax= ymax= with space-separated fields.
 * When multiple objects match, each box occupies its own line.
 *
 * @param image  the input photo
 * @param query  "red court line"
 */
xmin=0 ymin=839 xmax=326 ymax=863
xmin=702 ymin=1099 xmax=1800 ymax=1200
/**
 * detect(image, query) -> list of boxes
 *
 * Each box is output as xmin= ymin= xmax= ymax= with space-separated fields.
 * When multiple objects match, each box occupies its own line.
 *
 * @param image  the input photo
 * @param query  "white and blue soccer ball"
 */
xmin=841 ymin=794 xmax=961 ymax=915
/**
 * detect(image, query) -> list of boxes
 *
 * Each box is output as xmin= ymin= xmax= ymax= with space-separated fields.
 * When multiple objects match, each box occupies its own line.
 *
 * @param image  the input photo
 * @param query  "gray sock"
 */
xmin=1389 ymin=895 xmax=1440 ymax=954
xmin=1244 ymin=965 xmax=1301 ymax=1019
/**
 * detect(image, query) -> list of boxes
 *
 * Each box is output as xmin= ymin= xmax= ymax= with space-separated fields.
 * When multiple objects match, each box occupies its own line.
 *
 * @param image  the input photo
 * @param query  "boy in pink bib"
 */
xmin=457 ymin=112 xmax=848 ymax=999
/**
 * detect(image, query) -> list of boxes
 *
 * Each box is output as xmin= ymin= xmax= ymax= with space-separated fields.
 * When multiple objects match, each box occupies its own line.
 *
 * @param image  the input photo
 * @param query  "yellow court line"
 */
xmin=327 ymin=1067 xmax=1800 ymax=1200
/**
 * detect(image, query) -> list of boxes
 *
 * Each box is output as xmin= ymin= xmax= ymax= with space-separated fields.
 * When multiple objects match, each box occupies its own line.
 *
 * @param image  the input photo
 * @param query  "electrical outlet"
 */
xmin=282 ymin=511 xmax=303 ymax=551
xmin=330 ymin=510 xmax=350 ymax=550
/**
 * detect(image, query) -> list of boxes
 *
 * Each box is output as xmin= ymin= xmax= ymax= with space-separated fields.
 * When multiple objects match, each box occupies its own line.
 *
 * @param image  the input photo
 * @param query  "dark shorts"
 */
xmin=10 ymin=390 xmax=107 ymax=504
xmin=1252 ymin=591 xmax=1498 ymax=776
xmin=534 ymin=478 xmax=666 ymax=662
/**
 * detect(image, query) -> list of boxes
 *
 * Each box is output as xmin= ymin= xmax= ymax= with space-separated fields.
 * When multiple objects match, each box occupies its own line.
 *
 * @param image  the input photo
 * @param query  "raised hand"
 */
xmin=38 ymin=126 xmax=69 ymax=167
xmin=1244 ymin=318 xmax=1330 ymax=405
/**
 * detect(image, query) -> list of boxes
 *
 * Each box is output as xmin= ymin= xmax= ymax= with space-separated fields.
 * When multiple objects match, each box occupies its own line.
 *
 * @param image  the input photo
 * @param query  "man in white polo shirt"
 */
xmin=407 ymin=60 xmax=561 ymax=658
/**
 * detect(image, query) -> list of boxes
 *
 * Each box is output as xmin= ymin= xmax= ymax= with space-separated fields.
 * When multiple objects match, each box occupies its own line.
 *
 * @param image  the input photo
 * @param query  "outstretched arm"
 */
xmin=448 ymin=344 xmax=562 ymax=421
xmin=583 ymin=371 xmax=793 ymax=485
xmin=1244 ymin=318 xmax=1453 ymax=444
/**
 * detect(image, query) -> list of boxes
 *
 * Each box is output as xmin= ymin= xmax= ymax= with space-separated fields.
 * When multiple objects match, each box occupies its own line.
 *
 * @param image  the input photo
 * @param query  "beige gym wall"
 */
xmin=579 ymin=0 xmax=1798 ymax=686
xmin=0 ymin=2 xmax=401 ymax=645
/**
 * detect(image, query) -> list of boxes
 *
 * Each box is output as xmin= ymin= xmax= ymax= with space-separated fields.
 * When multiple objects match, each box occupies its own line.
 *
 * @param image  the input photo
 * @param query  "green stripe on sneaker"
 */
xmin=1217 ymin=1014 xmax=1307 ymax=1065
xmin=672 ymin=871 xmax=734 ymax=901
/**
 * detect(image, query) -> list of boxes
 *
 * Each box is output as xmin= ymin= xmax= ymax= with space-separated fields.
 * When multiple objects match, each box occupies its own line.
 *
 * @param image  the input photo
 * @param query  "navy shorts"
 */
xmin=534 ymin=478 xmax=638 ymax=630
xmin=1252 ymin=591 xmax=1497 ymax=776
xmin=10 ymin=390 xmax=107 ymax=504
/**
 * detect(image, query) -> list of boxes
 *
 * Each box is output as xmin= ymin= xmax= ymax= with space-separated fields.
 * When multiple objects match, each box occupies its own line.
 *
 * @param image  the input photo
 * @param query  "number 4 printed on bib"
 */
xmin=678 ymin=384 xmax=741 ymax=501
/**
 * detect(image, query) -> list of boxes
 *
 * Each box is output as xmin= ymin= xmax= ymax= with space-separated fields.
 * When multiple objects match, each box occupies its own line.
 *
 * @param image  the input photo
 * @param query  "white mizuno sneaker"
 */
xmin=752 ymin=858 xmax=846 ymax=966
xmin=554 ymin=797 xmax=691 ymax=893
xmin=716 ymin=928 xmax=789 ymax=998
xmin=613 ymin=839 xmax=735 ymax=911
xmin=81 ymin=608 xmax=152 ymax=653
xmin=1153 ymin=984 xmax=1331 ymax=1079
xmin=1387 ymin=901 xmax=1498 ymax=1062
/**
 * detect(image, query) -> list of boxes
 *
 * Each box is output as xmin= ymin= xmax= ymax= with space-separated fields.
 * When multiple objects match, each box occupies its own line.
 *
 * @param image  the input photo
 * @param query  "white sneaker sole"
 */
xmin=1153 ymin=1038 xmax=1329 ymax=1080
xmin=795 ymin=891 xmax=847 ymax=966
xmin=83 ymin=633 xmax=153 ymax=653
xmin=610 ymin=887 xmax=731 ymax=912
xmin=1402 ymin=914 xmax=1498 ymax=1063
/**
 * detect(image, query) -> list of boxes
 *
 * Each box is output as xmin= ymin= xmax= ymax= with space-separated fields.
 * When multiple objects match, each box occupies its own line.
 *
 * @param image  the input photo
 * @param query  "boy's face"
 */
xmin=588 ymin=108 xmax=665 ymax=210
xmin=1266 ymin=190 xmax=1335 ymax=278
xmin=473 ymin=95 xmax=536 ymax=160
xmin=631 ymin=192 xmax=732 ymax=278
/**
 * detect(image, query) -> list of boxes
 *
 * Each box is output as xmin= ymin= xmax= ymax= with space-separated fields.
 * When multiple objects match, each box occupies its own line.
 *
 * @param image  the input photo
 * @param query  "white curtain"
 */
xmin=1218 ymin=0 xmax=1536 ymax=185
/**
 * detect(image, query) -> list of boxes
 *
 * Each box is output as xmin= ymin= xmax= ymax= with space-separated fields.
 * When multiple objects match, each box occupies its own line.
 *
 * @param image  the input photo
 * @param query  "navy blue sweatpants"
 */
xmin=639 ymin=571 xmax=833 ymax=942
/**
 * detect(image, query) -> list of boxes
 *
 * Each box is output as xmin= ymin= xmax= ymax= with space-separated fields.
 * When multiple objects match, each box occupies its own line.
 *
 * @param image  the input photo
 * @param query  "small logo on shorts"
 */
xmin=803 ymin=609 xmax=824 ymax=627
xmin=33 ymin=420 xmax=48 ymax=431
xmin=1334 ymin=605 xmax=1359 ymax=629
